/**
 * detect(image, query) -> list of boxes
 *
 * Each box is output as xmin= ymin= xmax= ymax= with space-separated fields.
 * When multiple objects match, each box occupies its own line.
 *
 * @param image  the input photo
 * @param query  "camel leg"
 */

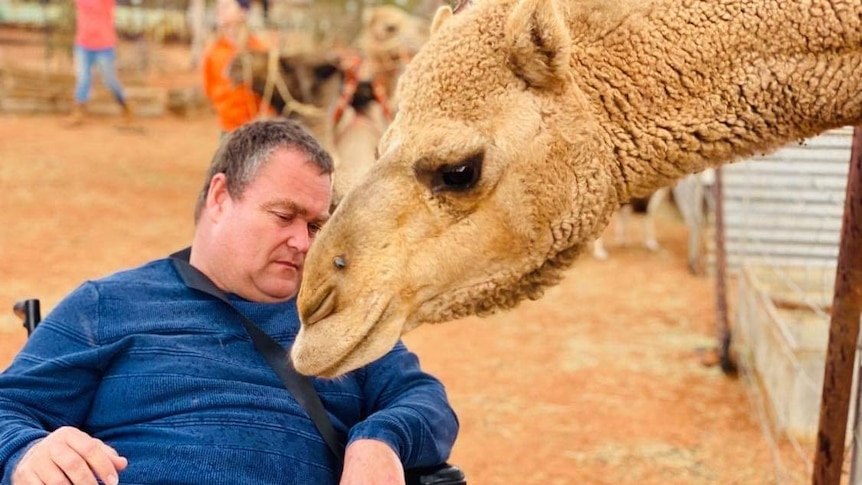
xmin=687 ymin=181 xmax=706 ymax=274
xmin=592 ymin=236 xmax=609 ymax=260
xmin=615 ymin=204 xmax=632 ymax=246
xmin=643 ymin=187 xmax=668 ymax=252
xmin=672 ymin=174 xmax=709 ymax=274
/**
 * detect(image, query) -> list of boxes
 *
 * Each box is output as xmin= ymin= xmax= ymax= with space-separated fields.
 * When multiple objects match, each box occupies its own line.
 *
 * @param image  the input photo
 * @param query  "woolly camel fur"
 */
xmin=291 ymin=0 xmax=862 ymax=378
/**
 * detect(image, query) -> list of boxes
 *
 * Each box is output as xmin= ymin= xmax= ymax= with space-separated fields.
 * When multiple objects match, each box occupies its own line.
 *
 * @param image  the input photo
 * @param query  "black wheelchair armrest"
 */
xmin=13 ymin=299 xmax=41 ymax=336
xmin=406 ymin=462 xmax=466 ymax=485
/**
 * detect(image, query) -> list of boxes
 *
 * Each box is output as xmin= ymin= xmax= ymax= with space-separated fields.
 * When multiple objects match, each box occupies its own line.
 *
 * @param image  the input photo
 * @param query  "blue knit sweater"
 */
xmin=0 ymin=258 xmax=458 ymax=484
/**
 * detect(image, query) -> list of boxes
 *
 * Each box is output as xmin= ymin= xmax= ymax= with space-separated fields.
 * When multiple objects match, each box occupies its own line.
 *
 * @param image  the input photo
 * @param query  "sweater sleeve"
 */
xmin=0 ymin=282 xmax=105 ymax=481
xmin=346 ymin=341 xmax=459 ymax=469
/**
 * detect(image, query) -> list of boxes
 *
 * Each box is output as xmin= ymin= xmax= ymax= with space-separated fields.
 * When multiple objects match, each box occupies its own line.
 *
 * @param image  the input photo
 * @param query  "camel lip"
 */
xmin=311 ymin=358 xmax=349 ymax=379
xmin=302 ymin=285 xmax=336 ymax=327
xmin=297 ymin=295 xmax=397 ymax=378
xmin=302 ymin=328 xmax=379 ymax=379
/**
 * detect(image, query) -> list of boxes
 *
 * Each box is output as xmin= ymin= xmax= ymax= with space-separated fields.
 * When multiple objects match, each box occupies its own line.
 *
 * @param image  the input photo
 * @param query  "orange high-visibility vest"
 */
xmin=202 ymin=35 xmax=273 ymax=132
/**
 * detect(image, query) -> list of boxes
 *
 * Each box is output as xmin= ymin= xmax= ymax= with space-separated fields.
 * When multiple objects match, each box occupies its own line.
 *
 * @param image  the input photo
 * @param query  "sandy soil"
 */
xmin=0 ymin=27 xmax=815 ymax=485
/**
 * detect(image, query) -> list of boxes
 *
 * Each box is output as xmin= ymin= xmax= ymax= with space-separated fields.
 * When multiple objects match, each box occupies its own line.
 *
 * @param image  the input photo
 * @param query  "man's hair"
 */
xmin=194 ymin=119 xmax=334 ymax=222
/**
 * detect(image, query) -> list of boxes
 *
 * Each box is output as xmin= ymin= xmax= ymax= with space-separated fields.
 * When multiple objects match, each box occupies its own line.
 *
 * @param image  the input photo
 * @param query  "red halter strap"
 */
xmin=331 ymin=53 xmax=396 ymax=125
xmin=331 ymin=54 xmax=362 ymax=125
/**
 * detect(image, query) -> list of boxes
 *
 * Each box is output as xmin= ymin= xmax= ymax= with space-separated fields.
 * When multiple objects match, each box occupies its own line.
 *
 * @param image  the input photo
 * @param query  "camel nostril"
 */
xmin=333 ymin=256 xmax=347 ymax=270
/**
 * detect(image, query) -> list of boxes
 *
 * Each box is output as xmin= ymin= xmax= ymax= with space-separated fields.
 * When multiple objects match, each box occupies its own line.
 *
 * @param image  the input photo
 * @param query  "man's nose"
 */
xmin=286 ymin=224 xmax=312 ymax=252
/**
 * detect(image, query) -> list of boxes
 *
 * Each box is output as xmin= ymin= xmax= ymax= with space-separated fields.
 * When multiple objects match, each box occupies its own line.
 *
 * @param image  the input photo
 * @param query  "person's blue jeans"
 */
xmin=73 ymin=45 xmax=127 ymax=106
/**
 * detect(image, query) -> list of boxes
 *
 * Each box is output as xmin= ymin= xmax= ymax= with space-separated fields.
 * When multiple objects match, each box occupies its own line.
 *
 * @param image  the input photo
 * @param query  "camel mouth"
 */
xmin=302 ymin=284 xmax=337 ymax=327
xmin=293 ymin=294 xmax=402 ymax=378
xmin=312 ymin=321 xmax=391 ymax=379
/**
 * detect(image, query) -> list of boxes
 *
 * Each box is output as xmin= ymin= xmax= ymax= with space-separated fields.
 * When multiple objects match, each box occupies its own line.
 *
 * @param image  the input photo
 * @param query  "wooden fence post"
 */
xmin=812 ymin=126 xmax=862 ymax=485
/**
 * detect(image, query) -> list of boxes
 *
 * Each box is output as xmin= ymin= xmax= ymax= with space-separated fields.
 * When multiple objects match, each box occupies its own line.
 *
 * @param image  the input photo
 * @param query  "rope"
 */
xmin=257 ymin=47 xmax=278 ymax=117
xmin=238 ymin=47 xmax=327 ymax=122
xmin=265 ymin=49 xmax=326 ymax=120
xmin=241 ymin=48 xmax=259 ymax=121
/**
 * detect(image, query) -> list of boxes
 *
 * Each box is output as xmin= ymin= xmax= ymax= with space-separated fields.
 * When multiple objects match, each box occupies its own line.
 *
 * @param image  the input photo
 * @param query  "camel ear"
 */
xmin=430 ymin=5 xmax=453 ymax=36
xmin=505 ymin=0 xmax=571 ymax=90
xmin=361 ymin=6 xmax=375 ymax=28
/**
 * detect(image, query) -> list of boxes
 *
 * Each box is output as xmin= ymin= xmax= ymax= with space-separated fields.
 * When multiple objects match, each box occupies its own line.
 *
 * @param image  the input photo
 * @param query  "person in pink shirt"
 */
xmin=67 ymin=0 xmax=132 ymax=126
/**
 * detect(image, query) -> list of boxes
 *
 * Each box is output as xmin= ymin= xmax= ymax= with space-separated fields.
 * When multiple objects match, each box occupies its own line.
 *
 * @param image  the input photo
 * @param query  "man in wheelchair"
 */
xmin=0 ymin=119 xmax=462 ymax=485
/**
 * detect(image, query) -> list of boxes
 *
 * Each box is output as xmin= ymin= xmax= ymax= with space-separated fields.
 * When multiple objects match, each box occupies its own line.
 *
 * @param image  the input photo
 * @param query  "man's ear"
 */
xmin=505 ymin=0 xmax=571 ymax=91
xmin=206 ymin=173 xmax=231 ymax=219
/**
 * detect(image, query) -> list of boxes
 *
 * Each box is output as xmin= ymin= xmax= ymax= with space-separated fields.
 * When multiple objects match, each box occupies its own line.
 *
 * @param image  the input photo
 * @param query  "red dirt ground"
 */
xmin=0 ymin=28 xmax=815 ymax=484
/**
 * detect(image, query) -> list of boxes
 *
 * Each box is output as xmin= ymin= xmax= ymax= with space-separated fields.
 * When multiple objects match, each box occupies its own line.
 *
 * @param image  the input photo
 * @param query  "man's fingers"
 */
xmin=65 ymin=436 xmax=123 ymax=485
xmin=13 ymin=466 xmax=66 ymax=485
xmin=12 ymin=428 xmax=126 ymax=485
xmin=49 ymin=442 xmax=98 ymax=485
xmin=32 ymin=459 xmax=73 ymax=485
xmin=102 ymin=442 xmax=128 ymax=471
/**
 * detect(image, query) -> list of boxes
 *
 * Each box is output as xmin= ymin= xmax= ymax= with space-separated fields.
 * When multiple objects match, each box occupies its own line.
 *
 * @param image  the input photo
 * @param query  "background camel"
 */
xmin=289 ymin=0 xmax=862 ymax=378
xmin=591 ymin=188 xmax=669 ymax=261
xmin=330 ymin=90 xmax=387 ymax=207
xmin=353 ymin=4 xmax=430 ymax=111
xmin=230 ymin=5 xmax=430 ymax=205
xmin=228 ymin=48 xmax=384 ymax=204
xmin=328 ymin=5 xmax=429 ymax=204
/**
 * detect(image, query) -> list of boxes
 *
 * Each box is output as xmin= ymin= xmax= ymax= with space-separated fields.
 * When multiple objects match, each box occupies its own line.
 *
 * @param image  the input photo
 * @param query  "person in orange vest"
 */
xmin=67 ymin=0 xmax=134 ymax=126
xmin=202 ymin=0 xmax=272 ymax=134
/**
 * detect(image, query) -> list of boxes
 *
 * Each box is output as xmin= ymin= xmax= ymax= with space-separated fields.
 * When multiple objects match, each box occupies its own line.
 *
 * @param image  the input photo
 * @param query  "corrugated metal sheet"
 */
xmin=710 ymin=127 xmax=853 ymax=270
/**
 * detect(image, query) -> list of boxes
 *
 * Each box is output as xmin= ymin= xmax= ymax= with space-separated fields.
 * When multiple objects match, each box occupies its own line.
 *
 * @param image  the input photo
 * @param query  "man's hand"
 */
xmin=12 ymin=426 xmax=128 ymax=485
xmin=339 ymin=439 xmax=404 ymax=485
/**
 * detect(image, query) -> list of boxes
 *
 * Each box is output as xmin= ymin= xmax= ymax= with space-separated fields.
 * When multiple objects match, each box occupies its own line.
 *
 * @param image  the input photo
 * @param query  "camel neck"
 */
xmin=571 ymin=0 xmax=862 ymax=199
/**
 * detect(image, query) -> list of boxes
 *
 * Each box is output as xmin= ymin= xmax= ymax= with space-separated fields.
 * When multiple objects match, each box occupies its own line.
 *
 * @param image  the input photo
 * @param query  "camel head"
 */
xmin=292 ymin=0 xmax=621 ymax=378
xmin=356 ymin=5 xmax=429 ymax=68
xmin=354 ymin=4 xmax=431 ymax=107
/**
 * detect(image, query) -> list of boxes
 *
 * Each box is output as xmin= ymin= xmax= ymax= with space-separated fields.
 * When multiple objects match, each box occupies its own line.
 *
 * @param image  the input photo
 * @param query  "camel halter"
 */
xmin=330 ymin=47 xmax=413 ymax=126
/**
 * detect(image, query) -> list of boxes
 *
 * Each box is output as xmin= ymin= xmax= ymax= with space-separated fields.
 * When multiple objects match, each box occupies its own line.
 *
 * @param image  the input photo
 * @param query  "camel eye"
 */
xmin=431 ymin=153 xmax=483 ymax=193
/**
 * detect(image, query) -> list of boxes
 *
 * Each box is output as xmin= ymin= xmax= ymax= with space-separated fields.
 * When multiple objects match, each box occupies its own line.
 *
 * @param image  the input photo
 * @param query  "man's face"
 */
xmin=213 ymin=147 xmax=331 ymax=302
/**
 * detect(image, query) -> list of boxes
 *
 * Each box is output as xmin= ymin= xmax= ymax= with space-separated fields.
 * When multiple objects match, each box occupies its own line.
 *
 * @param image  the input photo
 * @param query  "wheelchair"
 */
xmin=13 ymin=299 xmax=466 ymax=485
